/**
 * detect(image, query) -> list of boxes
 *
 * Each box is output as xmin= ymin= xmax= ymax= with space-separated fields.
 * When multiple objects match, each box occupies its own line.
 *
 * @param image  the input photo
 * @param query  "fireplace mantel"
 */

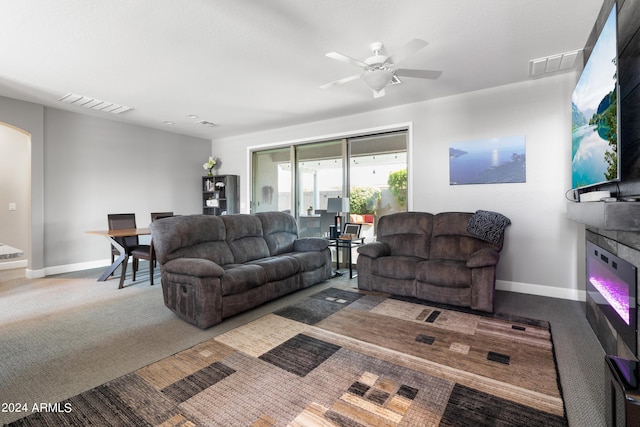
xmin=567 ymin=201 xmax=640 ymax=231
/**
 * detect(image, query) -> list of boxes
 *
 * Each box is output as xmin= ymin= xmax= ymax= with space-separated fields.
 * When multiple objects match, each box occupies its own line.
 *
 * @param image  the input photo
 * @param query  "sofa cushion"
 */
xmin=430 ymin=235 xmax=493 ymax=261
xmin=430 ymin=212 xmax=502 ymax=261
xmin=163 ymin=258 xmax=225 ymax=277
xmin=416 ymin=260 xmax=471 ymax=288
xmin=150 ymin=215 xmax=234 ymax=266
xmin=220 ymin=264 xmax=268 ymax=296
xmin=466 ymin=248 xmax=500 ymax=268
xmin=372 ymin=255 xmax=423 ymax=280
xmin=293 ymin=237 xmax=328 ymax=252
xmin=432 ymin=212 xmax=474 ymax=236
xmin=249 ymin=256 xmax=300 ymax=281
xmin=221 ymin=214 xmax=270 ymax=263
xmin=357 ymin=241 xmax=390 ymax=258
xmin=377 ymin=212 xmax=432 ymax=259
xmin=289 ymin=251 xmax=328 ymax=271
xmin=256 ymin=211 xmax=298 ymax=255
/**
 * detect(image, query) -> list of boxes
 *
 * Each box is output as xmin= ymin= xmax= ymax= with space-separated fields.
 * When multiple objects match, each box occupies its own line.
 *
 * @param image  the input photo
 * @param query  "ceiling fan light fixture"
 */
xmin=321 ymin=39 xmax=439 ymax=97
xmin=362 ymin=69 xmax=393 ymax=91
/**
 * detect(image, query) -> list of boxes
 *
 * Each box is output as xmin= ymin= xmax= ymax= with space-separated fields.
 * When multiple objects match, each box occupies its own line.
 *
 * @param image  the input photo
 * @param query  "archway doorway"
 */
xmin=0 ymin=122 xmax=30 ymax=270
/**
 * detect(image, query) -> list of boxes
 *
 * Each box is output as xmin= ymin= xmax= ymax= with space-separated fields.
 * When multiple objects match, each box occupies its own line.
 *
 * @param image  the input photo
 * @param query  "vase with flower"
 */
xmin=203 ymin=156 xmax=217 ymax=176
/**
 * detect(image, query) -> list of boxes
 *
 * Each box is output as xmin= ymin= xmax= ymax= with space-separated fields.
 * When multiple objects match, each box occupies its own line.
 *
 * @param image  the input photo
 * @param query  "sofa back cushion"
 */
xmin=256 ymin=211 xmax=298 ymax=255
xmin=221 ymin=214 xmax=271 ymax=263
xmin=430 ymin=212 xmax=502 ymax=261
xmin=150 ymin=215 xmax=234 ymax=266
xmin=377 ymin=212 xmax=433 ymax=259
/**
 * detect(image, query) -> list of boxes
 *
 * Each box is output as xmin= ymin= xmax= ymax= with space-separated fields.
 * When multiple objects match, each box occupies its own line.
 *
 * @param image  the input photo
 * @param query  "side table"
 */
xmin=327 ymin=237 xmax=365 ymax=279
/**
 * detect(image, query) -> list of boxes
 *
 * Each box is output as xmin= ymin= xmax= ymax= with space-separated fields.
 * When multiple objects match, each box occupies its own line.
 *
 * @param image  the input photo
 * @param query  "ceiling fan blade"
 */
xmin=395 ymin=68 xmax=442 ymax=79
xmin=326 ymin=52 xmax=369 ymax=69
xmin=319 ymin=74 xmax=362 ymax=89
xmin=387 ymin=38 xmax=428 ymax=65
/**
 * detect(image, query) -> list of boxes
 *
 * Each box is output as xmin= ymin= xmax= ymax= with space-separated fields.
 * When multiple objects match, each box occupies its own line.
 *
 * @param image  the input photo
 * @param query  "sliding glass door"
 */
xmin=251 ymin=147 xmax=292 ymax=213
xmin=295 ymin=140 xmax=344 ymax=237
xmin=348 ymin=133 xmax=408 ymax=227
xmin=250 ymin=130 xmax=408 ymax=240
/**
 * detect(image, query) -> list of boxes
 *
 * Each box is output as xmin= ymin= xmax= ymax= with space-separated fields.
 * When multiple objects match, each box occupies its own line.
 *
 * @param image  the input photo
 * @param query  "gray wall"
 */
xmin=212 ymin=73 xmax=584 ymax=301
xmin=0 ymin=95 xmax=211 ymax=274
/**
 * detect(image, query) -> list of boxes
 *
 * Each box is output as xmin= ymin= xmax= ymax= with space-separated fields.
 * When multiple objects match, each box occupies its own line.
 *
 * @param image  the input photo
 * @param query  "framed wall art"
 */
xmin=449 ymin=135 xmax=526 ymax=185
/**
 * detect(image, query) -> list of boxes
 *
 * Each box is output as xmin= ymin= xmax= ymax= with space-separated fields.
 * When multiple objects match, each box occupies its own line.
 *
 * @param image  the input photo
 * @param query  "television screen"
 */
xmin=571 ymin=4 xmax=619 ymax=190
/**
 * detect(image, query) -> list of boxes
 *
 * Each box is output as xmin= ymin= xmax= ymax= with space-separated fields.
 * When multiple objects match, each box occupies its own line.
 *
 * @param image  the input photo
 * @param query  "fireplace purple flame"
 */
xmin=587 ymin=241 xmax=637 ymax=352
xmin=589 ymin=273 xmax=631 ymax=325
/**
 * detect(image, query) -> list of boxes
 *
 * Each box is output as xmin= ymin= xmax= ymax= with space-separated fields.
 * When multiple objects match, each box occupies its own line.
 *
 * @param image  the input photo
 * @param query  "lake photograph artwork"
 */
xmin=449 ymin=135 xmax=526 ymax=185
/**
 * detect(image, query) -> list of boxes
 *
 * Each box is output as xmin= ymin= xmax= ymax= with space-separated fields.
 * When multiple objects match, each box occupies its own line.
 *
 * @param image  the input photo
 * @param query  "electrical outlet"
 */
xmin=9 ymin=203 xmax=16 ymax=211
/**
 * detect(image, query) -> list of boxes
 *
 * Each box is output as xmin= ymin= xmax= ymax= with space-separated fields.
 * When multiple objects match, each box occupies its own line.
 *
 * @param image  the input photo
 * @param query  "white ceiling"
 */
xmin=0 ymin=0 xmax=604 ymax=140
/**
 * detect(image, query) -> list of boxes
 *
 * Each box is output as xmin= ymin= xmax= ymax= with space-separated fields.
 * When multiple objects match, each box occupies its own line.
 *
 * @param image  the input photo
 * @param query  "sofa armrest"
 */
xmin=294 ymin=237 xmax=329 ymax=252
xmin=163 ymin=258 xmax=225 ymax=277
xmin=466 ymin=248 xmax=500 ymax=268
xmin=357 ymin=241 xmax=390 ymax=259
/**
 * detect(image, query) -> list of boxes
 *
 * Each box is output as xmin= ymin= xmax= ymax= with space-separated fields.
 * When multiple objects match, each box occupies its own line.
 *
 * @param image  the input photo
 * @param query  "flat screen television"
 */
xmin=571 ymin=3 xmax=619 ymax=190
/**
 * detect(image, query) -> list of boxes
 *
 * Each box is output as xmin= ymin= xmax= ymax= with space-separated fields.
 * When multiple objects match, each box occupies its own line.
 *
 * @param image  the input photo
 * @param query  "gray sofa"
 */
xmin=150 ymin=211 xmax=332 ymax=328
xmin=356 ymin=211 xmax=509 ymax=312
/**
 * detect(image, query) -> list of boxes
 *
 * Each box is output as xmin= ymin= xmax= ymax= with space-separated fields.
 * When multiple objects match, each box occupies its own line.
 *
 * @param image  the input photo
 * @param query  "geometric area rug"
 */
xmin=9 ymin=287 xmax=567 ymax=426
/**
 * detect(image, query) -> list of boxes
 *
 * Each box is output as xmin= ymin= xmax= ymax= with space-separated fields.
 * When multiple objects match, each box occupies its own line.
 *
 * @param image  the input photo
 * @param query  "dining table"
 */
xmin=86 ymin=228 xmax=150 ymax=289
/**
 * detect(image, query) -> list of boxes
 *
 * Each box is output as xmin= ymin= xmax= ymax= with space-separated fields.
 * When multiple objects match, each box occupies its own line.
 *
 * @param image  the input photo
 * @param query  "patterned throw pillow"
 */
xmin=467 ymin=210 xmax=511 ymax=244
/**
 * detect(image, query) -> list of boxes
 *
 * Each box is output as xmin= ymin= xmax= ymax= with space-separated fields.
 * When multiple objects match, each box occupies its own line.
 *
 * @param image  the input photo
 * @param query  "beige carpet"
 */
xmin=7 ymin=287 xmax=567 ymax=426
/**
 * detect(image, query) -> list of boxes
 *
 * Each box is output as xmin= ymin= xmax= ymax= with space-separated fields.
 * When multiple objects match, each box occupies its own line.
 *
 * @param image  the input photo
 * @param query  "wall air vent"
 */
xmin=529 ymin=49 xmax=582 ymax=77
xmin=58 ymin=93 xmax=133 ymax=114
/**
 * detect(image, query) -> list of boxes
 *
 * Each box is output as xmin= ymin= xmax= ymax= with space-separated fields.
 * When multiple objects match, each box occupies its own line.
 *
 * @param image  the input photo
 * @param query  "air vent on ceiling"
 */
xmin=58 ymin=93 xmax=133 ymax=114
xmin=195 ymin=120 xmax=216 ymax=127
xmin=529 ymin=49 xmax=582 ymax=77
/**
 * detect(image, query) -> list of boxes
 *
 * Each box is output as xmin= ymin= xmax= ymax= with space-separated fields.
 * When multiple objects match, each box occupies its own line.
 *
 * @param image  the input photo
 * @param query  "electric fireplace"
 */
xmin=586 ymin=241 xmax=637 ymax=353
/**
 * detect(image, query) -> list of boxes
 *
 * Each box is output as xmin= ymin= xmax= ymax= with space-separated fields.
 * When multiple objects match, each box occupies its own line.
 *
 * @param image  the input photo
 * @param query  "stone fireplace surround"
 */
xmin=568 ymin=201 xmax=640 ymax=360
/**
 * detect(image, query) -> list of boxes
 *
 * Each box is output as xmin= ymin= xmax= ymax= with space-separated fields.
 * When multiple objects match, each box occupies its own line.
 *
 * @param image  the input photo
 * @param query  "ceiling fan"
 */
xmin=320 ymin=38 xmax=442 ymax=98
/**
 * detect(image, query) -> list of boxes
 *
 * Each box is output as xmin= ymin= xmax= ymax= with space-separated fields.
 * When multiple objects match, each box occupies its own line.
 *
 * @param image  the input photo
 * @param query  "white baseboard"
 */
xmin=496 ymin=280 xmax=586 ymax=302
xmin=2 ymin=259 xmax=110 ymax=278
xmin=25 ymin=268 xmax=45 ymax=279
xmin=43 ymin=259 xmax=112 ymax=276
xmin=0 ymin=259 xmax=28 ymax=271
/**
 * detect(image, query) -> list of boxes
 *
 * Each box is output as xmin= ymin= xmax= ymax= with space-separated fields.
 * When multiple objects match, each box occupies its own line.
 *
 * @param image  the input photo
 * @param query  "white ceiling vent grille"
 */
xmin=58 ymin=93 xmax=133 ymax=114
xmin=529 ymin=49 xmax=582 ymax=77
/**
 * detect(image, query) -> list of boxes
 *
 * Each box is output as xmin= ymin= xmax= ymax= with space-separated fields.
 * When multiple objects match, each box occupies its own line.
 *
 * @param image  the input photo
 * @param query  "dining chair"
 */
xmin=107 ymin=213 xmax=153 ymax=286
xmin=140 ymin=212 xmax=174 ymax=285
xmin=150 ymin=212 xmax=174 ymax=222
xmin=107 ymin=213 xmax=137 ymax=268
